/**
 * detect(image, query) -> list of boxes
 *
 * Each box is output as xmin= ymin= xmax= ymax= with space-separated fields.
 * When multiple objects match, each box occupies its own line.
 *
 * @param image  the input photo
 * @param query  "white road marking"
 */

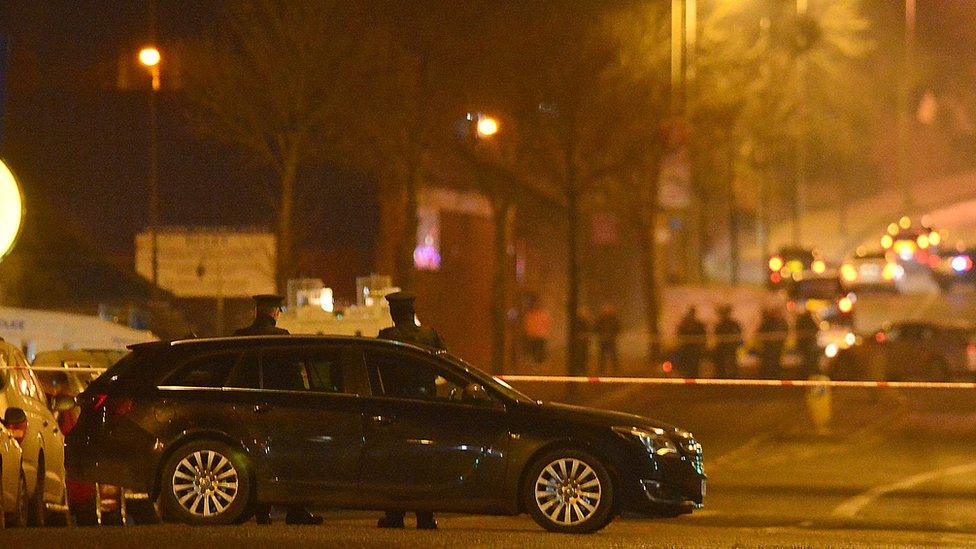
xmin=831 ymin=461 xmax=976 ymax=519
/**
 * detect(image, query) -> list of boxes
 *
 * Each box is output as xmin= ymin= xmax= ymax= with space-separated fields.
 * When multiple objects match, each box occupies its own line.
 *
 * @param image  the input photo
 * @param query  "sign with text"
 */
xmin=135 ymin=228 xmax=276 ymax=298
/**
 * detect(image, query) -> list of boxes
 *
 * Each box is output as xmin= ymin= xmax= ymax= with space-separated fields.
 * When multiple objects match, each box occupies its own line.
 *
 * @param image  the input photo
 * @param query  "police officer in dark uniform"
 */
xmin=234 ymin=295 xmax=323 ymax=526
xmin=376 ymin=291 xmax=442 ymax=530
xmin=234 ymin=294 xmax=290 ymax=336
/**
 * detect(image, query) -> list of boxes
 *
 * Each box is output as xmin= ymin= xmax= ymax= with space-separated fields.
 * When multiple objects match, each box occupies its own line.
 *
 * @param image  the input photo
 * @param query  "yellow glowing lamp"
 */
xmin=812 ymin=259 xmax=826 ymax=274
xmin=0 ymin=159 xmax=24 ymax=259
xmin=476 ymin=116 xmax=499 ymax=138
xmin=837 ymin=296 xmax=853 ymax=314
xmin=916 ymin=234 xmax=929 ymax=249
xmin=898 ymin=216 xmax=911 ymax=229
xmin=139 ymin=46 xmax=161 ymax=67
xmin=929 ymin=231 xmax=941 ymax=246
xmin=768 ymin=256 xmax=784 ymax=272
xmin=840 ymin=264 xmax=858 ymax=283
xmin=880 ymin=234 xmax=894 ymax=249
xmin=887 ymin=223 xmax=899 ymax=235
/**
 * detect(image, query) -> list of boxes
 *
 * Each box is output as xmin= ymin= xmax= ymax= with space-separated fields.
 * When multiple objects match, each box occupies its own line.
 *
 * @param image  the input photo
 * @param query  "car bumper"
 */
xmin=65 ymin=426 xmax=159 ymax=493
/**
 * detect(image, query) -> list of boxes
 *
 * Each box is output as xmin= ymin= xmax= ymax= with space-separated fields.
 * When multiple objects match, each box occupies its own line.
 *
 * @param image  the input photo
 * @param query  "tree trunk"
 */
xmin=565 ymin=152 xmax=582 ymax=376
xmin=276 ymin=152 xmax=299 ymax=294
xmin=395 ymin=161 xmax=420 ymax=291
xmin=727 ymin=145 xmax=740 ymax=284
xmin=490 ymin=200 xmax=513 ymax=374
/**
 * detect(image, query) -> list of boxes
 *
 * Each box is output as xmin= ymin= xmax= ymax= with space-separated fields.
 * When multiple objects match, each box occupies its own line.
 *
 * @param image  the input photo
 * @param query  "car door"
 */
xmin=4 ymin=355 xmax=65 ymax=504
xmin=239 ymin=345 xmax=367 ymax=502
xmin=356 ymin=345 xmax=510 ymax=512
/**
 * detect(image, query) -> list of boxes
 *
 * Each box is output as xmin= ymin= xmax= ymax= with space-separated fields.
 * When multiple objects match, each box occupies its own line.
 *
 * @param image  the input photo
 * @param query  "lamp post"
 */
xmin=139 ymin=46 xmax=161 ymax=292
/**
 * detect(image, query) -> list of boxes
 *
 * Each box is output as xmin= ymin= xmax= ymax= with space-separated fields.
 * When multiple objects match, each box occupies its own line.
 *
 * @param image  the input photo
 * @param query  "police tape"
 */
xmin=498 ymin=374 xmax=976 ymax=390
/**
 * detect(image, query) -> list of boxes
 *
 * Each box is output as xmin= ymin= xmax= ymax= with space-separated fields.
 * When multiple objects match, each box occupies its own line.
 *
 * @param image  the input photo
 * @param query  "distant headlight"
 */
xmin=613 ymin=426 xmax=679 ymax=456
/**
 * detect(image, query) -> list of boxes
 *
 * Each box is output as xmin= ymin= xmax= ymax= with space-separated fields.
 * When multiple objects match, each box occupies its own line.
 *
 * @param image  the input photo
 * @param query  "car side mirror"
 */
xmin=3 ymin=407 xmax=27 ymax=427
xmin=52 ymin=395 xmax=76 ymax=413
xmin=463 ymin=383 xmax=492 ymax=405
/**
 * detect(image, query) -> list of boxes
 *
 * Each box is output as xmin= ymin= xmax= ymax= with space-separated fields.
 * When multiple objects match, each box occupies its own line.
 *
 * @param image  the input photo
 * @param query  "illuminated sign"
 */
xmin=0 ymin=158 xmax=24 ymax=259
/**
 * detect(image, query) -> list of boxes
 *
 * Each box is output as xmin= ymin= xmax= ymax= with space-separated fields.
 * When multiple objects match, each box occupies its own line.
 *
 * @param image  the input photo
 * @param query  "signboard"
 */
xmin=0 ymin=158 xmax=23 ymax=258
xmin=135 ymin=228 xmax=276 ymax=298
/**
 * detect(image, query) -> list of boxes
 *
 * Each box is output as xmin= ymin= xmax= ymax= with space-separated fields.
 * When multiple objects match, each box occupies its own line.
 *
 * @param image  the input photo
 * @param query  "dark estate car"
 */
xmin=65 ymin=336 xmax=705 ymax=533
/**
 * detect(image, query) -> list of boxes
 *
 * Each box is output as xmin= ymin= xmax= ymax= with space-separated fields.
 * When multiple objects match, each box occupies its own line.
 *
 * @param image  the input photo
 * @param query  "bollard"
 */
xmin=805 ymin=374 xmax=832 ymax=435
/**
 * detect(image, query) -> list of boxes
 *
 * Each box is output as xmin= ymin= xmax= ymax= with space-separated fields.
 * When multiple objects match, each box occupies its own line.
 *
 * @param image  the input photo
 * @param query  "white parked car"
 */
xmin=0 ymin=340 xmax=69 ymax=526
xmin=1 ymin=418 xmax=27 ymax=527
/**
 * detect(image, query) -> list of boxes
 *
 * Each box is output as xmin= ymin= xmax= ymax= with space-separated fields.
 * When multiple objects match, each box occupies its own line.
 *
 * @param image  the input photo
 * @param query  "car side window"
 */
xmin=226 ymin=353 xmax=261 ymax=389
xmin=365 ymin=349 xmax=467 ymax=403
xmin=261 ymin=347 xmax=349 ymax=394
xmin=162 ymin=353 xmax=239 ymax=388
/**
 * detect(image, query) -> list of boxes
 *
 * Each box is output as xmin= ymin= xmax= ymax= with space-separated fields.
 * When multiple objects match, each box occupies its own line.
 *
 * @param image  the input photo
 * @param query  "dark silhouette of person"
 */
xmin=376 ymin=291 xmax=442 ymax=530
xmin=712 ymin=305 xmax=743 ymax=379
xmin=234 ymin=295 xmax=323 ymax=526
xmin=522 ymin=294 xmax=551 ymax=366
xmin=794 ymin=308 xmax=820 ymax=379
xmin=757 ymin=307 xmax=789 ymax=379
xmin=573 ymin=306 xmax=593 ymax=374
xmin=676 ymin=306 xmax=707 ymax=378
xmin=595 ymin=304 xmax=622 ymax=375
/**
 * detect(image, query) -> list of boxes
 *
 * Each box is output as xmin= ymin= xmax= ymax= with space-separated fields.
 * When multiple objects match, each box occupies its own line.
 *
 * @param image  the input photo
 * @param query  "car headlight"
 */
xmin=613 ymin=426 xmax=679 ymax=456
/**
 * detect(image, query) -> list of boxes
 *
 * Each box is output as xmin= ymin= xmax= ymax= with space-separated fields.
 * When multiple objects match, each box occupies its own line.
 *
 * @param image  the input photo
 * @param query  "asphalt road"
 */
xmin=3 ymin=383 xmax=975 ymax=548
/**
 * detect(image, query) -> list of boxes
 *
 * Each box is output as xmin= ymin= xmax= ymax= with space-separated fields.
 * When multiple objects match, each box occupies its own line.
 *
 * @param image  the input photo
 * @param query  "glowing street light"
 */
xmin=138 ymin=46 xmax=161 ymax=67
xmin=0 ymin=159 xmax=24 ymax=260
xmin=476 ymin=116 xmax=499 ymax=138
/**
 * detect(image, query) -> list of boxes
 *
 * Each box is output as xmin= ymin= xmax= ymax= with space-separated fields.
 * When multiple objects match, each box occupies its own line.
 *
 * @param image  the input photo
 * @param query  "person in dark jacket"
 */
xmin=234 ymin=295 xmax=323 ymax=526
xmin=376 ymin=291 xmax=441 ymax=530
xmin=757 ymin=307 xmax=789 ymax=379
xmin=233 ymin=294 xmax=290 ymax=336
xmin=595 ymin=304 xmax=621 ymax=375
xmin=712 ymin=305 xmax=743 ymax=379
xmin=794 ymin=308 xmax=820 ymax=379
xmin=676 ymin=306 xmax=707 ymax=378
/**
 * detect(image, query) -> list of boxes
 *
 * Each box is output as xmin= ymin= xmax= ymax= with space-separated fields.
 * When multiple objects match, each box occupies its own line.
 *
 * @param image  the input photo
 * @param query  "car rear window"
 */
xmin=161 ymin=352 xmax=240 ymax=388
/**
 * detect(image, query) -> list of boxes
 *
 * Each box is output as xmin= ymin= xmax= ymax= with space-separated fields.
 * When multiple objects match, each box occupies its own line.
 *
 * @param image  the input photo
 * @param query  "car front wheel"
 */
xmin=159 ymin=441 xmax=250 ymax=525
xmin=523 ymin=448 xmax=615 ymax=534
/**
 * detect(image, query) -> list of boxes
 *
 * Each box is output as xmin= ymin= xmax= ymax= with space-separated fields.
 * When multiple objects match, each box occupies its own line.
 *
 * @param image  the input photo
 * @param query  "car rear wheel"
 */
xmin=159 ymin=441 xmax=250 ymax=525
xmin=523 ymin=448 xmax=615 ymax=534
xmin=27 ymin=465 xmax=45 ymax=527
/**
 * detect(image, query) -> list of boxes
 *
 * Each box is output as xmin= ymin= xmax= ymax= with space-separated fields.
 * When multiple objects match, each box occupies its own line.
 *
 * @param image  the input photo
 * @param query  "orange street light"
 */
xmin=476 ymin=116 xmax=499 ymax=138
xmin=139 ymin=46 xmax=161 ymax=67
xmin=138 ymin=46 xmax=161 ymax=91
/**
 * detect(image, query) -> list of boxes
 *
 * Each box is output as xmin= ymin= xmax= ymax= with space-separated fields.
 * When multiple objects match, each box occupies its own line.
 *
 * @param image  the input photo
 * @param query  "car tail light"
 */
xmin=875 ymin=331 xmax=886 ymax=344
xmin=91 ymin=394 xmax=134 ymax=417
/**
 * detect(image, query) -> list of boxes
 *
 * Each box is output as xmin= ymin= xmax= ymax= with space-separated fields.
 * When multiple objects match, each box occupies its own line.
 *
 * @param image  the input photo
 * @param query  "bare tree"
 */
xmin=179 ymin=0 xmax=372 ymax=291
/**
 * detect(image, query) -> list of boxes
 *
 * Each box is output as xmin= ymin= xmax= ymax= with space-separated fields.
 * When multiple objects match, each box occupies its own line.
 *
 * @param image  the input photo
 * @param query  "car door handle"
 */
xmin=253 ymin=404 xmax=273 ymax=414
xmin=369 ymin=415 xmax=395 ymax=425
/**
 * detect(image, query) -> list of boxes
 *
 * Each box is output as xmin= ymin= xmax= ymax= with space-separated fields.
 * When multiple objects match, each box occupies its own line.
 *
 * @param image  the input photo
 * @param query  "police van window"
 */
xmin=261 ymin=348 xmax=347 ymax=394
xmin=163 ymin=353 xmax=239 ymax=388
xmin=365 ymin=349 xmax=465 ymax=402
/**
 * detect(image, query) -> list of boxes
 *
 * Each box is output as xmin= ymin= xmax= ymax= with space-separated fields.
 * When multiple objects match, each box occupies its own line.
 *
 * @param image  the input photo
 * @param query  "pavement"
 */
xmin=2 ymin=382 xmax=974 ymax=547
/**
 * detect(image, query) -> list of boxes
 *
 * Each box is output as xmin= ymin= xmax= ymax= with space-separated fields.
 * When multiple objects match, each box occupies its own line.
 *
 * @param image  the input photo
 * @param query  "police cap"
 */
xmin=385 ymin=291 xmax=416 ymax=309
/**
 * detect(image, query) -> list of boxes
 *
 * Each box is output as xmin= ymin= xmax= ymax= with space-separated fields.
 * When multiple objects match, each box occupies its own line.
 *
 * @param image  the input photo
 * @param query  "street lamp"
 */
xmin=138 ymin=45 xmax=161 ymax=292
xmin=476 ymin=115 xmax=499 ymax=138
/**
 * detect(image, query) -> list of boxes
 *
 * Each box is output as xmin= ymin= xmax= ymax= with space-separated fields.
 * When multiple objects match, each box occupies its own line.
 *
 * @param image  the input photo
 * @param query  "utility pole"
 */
xmin=898 ymin=0 xmax=917 ymax=212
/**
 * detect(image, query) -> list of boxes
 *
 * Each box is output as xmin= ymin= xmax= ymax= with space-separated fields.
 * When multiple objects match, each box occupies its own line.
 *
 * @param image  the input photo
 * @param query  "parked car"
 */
xmin=0 ymin=341 xmax=70 ymax=526
xmin=34 ymin=349 xmax=156 ymax=526
xmin=67 ymin=336 xmax=705 ymax=533
xmin=1 ymin=417 xmax=27 ymax=527
xmin=830 ymin=321 xmax=976 ymax=381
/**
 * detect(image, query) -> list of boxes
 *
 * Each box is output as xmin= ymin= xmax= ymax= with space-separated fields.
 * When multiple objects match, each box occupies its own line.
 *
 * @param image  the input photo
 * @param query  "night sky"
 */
xmin=0 ymin=0 xmax=972 ymax=256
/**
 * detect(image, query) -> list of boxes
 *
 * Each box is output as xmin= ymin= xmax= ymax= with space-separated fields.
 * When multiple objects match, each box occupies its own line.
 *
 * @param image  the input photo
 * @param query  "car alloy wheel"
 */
xmin=172 ymin=450 xmax=239 ymax=517
xmin=524 ymin=448 xmax=615 ymax=533
xmin=535 ymin=458 xmax=602 ymax=526
xmin=160 ymin=440 xmax=250 ymax=525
